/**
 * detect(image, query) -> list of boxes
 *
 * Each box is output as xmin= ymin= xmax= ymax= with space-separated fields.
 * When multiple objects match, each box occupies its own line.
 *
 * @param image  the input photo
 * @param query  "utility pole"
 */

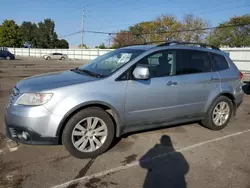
xmin=108 ymin=33 xmax=112 ymax=48
xmin=81 ymin=8 xmax=85 ymax=48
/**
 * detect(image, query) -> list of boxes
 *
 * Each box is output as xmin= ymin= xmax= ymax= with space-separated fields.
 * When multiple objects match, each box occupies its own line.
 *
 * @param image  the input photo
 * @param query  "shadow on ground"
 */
xmin=140 ymin=135 xmax=189 ymax=188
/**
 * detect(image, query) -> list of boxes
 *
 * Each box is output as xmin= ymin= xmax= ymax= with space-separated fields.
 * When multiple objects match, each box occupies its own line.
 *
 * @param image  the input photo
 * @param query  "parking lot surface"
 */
xmin=0 ymin=58 xmax=250 ymax=188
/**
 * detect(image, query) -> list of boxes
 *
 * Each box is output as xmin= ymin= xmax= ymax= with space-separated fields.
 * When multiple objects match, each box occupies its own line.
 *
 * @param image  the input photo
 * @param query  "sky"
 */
xmin=0 ymin=0 xmax=249 ymax=47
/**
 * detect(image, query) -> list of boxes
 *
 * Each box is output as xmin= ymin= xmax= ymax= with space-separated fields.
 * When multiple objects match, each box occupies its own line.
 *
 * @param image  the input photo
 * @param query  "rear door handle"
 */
xmin=210 ymin=77 xmax=219 ymax=81
xmin=166 ymin=81 xmax=178 ymax=86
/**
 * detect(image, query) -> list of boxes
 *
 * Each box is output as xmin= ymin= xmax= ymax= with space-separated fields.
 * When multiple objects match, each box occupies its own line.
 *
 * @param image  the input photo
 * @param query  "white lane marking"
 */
xmin=51 ymin=129 xmax=250 ymax=188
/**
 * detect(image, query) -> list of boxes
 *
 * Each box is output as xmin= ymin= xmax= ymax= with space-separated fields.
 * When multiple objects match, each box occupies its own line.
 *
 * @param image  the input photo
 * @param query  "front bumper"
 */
xmin=4 ymin=104 xmax=63 ymax=145
xmin=5 ymin=126 xmax=59 ymax=145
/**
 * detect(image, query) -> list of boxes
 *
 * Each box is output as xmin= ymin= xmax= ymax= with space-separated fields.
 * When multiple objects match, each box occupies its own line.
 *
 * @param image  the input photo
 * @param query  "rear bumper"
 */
xmin=5 ymin=126 xmax=59 ymax=145
xmin=235 ymin=88 xmax=244 ymax=108
xmin=236 ymin=100 xmax=242 ymax=109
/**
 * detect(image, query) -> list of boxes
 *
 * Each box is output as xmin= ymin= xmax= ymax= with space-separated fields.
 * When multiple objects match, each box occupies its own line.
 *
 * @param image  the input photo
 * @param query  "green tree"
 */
xmin=209 ymin=14 xmax=250 ymax=47
xmin=180 ymin=14 xmax=210 ymax=42
xmin=0 ymin=20 xmax=22 ymax=47
xmin=95 ymin=42 xmax=107 ymax=49
xmin=112 ymin=14 xmax=210 ymax=48
xmin=112 ymin=30 xmax=137 ymax=48
xmin=20 ymin=21 xmax=38 ymax=47
xmin=55 ymin=39 xmax=69 ymax=49
xmin=78 ymin=44 xmax=88 ymax=48
xmin=36 ymin=19 xmax=58 ymax=48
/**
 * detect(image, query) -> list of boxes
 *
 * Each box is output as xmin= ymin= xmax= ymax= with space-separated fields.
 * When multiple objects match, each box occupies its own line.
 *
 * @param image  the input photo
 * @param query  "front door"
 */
xmin=125 ymin=50 xmax=181 ymax=126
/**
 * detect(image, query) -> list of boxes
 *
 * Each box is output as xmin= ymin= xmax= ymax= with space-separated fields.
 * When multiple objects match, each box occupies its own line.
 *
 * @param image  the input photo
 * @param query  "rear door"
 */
xmin=210 ymin=52 xmax=242 ymax=101
xmin=176 ymin=49 xmax=221 ymax=117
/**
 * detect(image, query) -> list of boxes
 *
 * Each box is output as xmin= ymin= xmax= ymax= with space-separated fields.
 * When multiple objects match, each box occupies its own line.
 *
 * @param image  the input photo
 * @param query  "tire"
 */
xmin=60 ymin=56 xmax=65 ymax=60
xmin=6 ymin=56 xmax=11 ymax=60
xmin=201 ymin=96 xmax=233 ymax=130
xmin=62 ymin=107 xmax=115 ymax=158
xmin=46 ymin=56 xmax=51 ymax=60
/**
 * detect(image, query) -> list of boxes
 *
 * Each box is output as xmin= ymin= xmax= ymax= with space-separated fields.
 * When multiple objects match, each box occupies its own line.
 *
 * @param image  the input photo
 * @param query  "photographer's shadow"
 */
xmin=140 ymin=135 xmax=189 ymax=188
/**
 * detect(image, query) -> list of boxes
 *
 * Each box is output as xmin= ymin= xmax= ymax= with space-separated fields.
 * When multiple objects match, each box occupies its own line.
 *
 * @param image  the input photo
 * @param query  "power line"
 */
xmin=81 ymin=8 xmax=85 ymax=48
xmin=59 ymin=22 xmax=250 ymax=38
xmin=82 ymin=2 xmax=248 ymax=34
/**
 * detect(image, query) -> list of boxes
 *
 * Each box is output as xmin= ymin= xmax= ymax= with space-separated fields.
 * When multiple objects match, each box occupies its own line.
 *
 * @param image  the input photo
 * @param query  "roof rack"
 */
xmin=156 ymin=41 xmax=220 ymax=51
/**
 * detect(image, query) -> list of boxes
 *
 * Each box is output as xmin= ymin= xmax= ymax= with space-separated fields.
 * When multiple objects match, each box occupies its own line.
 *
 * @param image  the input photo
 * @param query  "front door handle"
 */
xmin=166 ymin=81 xmax=178 ymax=86
xmin=210 ymin=77 xmax=219 ymax=81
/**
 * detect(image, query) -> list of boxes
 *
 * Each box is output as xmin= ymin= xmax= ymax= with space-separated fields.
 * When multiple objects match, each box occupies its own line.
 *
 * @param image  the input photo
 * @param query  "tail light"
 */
xmin=239 ymin=72 xmax=244 ymax=80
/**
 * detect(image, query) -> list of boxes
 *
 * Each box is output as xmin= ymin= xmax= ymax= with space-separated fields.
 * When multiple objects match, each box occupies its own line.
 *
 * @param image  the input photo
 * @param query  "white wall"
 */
xmin=7 ymin=48 xmax=113 ymax=60
xmin=6 ymin=47 xmax=250 ymax=71
xmin=222 ymin=48 xmax=250 ymax=72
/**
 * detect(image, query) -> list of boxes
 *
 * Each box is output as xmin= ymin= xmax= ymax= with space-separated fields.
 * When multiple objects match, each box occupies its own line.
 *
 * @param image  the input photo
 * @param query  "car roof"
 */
xmin=121 ymin=44 xmax=227 ymax=56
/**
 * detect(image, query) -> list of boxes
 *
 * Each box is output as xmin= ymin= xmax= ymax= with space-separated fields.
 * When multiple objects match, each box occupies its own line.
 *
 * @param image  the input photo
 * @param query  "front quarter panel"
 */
xmin=43 ymin=79 xmax=128 ymax=126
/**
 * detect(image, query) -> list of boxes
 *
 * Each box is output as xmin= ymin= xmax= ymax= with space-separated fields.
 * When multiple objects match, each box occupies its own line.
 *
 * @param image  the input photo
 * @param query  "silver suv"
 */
xmin=4 ymin=41 xmax=244 ymax=158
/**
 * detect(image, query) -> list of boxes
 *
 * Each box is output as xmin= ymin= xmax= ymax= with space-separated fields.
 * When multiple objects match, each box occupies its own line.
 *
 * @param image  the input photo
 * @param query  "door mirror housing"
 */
xmin=132 ymin=66 xmax=150 ymax=80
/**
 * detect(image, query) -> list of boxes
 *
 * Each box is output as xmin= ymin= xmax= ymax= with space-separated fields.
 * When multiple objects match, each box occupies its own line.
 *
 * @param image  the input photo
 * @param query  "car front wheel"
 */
xmin=6 ymin=56 xmax=11 ymax=60
xmin=62 ymin=107 xmax=115 ymax=158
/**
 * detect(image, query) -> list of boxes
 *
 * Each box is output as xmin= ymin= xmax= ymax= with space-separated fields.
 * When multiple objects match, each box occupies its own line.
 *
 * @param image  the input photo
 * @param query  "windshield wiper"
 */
xmin=71 ymin=68 xmax=105 ymax=78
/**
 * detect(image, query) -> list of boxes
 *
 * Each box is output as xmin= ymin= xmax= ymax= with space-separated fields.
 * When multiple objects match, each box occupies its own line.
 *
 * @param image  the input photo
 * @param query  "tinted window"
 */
xmin=211 ymin=53 xmax=229 ymax=71
xmin=137 ymin=50 xmax=180 ymax=78
xmin=180 ymin=50 xmax=212 ymax=74
xmin=0 ymin=51 xmax=6 ymax=55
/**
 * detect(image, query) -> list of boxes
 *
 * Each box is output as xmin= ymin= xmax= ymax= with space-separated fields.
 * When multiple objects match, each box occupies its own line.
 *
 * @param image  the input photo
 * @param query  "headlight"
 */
xmin=16 ymin=93 xmax=53 ymax=106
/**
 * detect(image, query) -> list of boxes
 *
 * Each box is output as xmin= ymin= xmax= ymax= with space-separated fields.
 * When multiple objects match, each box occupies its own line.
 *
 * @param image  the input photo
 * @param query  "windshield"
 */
xmin=78 ymin=49 xmax=144 ymax=77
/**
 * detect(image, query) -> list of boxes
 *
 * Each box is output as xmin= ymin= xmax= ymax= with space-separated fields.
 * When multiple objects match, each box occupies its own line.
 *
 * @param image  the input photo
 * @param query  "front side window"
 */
xmin=211 ymin=53 xmax=229 ymax=71
xmin=180 ymin=50 xmax=212 ymax=74
xmin=136 ymin=50 xmax=179 ymax=78
xmin=79 ymin=49 xmax=144 ymax=77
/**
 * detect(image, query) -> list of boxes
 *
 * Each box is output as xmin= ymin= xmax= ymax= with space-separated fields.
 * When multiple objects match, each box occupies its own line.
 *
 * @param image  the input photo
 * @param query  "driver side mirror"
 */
xmin=132 ymin=66 xmax=150 ymax=80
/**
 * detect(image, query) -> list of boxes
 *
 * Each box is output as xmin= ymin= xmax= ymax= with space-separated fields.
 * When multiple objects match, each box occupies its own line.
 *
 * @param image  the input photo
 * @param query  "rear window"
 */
xmin=180 ymin=50 xmax=212 ymax=74
xmin=211 ymin=53 xmax=229 ymax=71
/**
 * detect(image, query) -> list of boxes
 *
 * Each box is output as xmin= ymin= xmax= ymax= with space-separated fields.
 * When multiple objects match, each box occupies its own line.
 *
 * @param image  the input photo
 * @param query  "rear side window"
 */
xmin=180 ymin=50 xmax=212 ymax=74
xmin=211 ymin=53 xmax=229 ymax=71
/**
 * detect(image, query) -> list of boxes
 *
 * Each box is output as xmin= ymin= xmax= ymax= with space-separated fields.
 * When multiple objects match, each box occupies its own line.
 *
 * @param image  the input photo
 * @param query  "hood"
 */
xmin=16 ymin=70 xmax=98 ymax=92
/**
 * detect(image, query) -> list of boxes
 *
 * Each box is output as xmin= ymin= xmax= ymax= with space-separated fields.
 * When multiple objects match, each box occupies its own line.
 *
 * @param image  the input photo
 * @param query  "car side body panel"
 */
xmin=43 ymin=79 xmax=127 ymax=136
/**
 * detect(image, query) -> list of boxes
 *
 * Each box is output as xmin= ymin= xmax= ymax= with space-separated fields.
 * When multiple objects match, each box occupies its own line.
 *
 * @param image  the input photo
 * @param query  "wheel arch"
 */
xmin=206 ymin=92 xmax=236 ymax=116
xmin=56 ymin=101 xmax=122 ymax=143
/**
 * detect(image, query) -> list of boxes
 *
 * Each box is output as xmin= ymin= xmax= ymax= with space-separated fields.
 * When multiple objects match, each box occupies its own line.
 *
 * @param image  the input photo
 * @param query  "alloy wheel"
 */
xmin=212 ymin=101 xmax=230 ymax=126
xmin=71 ymin=117 xmax=108 ymax=152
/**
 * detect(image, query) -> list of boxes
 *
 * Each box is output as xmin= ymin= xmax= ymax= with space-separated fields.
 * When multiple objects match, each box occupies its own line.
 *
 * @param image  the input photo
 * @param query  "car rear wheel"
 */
xmin=6 ymin=56 xmax=10 ymax=60
xmin=62 ymin=107 xmax=115 ymax=158
xmin=202 ymin=96 xmax=233 ymax=130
